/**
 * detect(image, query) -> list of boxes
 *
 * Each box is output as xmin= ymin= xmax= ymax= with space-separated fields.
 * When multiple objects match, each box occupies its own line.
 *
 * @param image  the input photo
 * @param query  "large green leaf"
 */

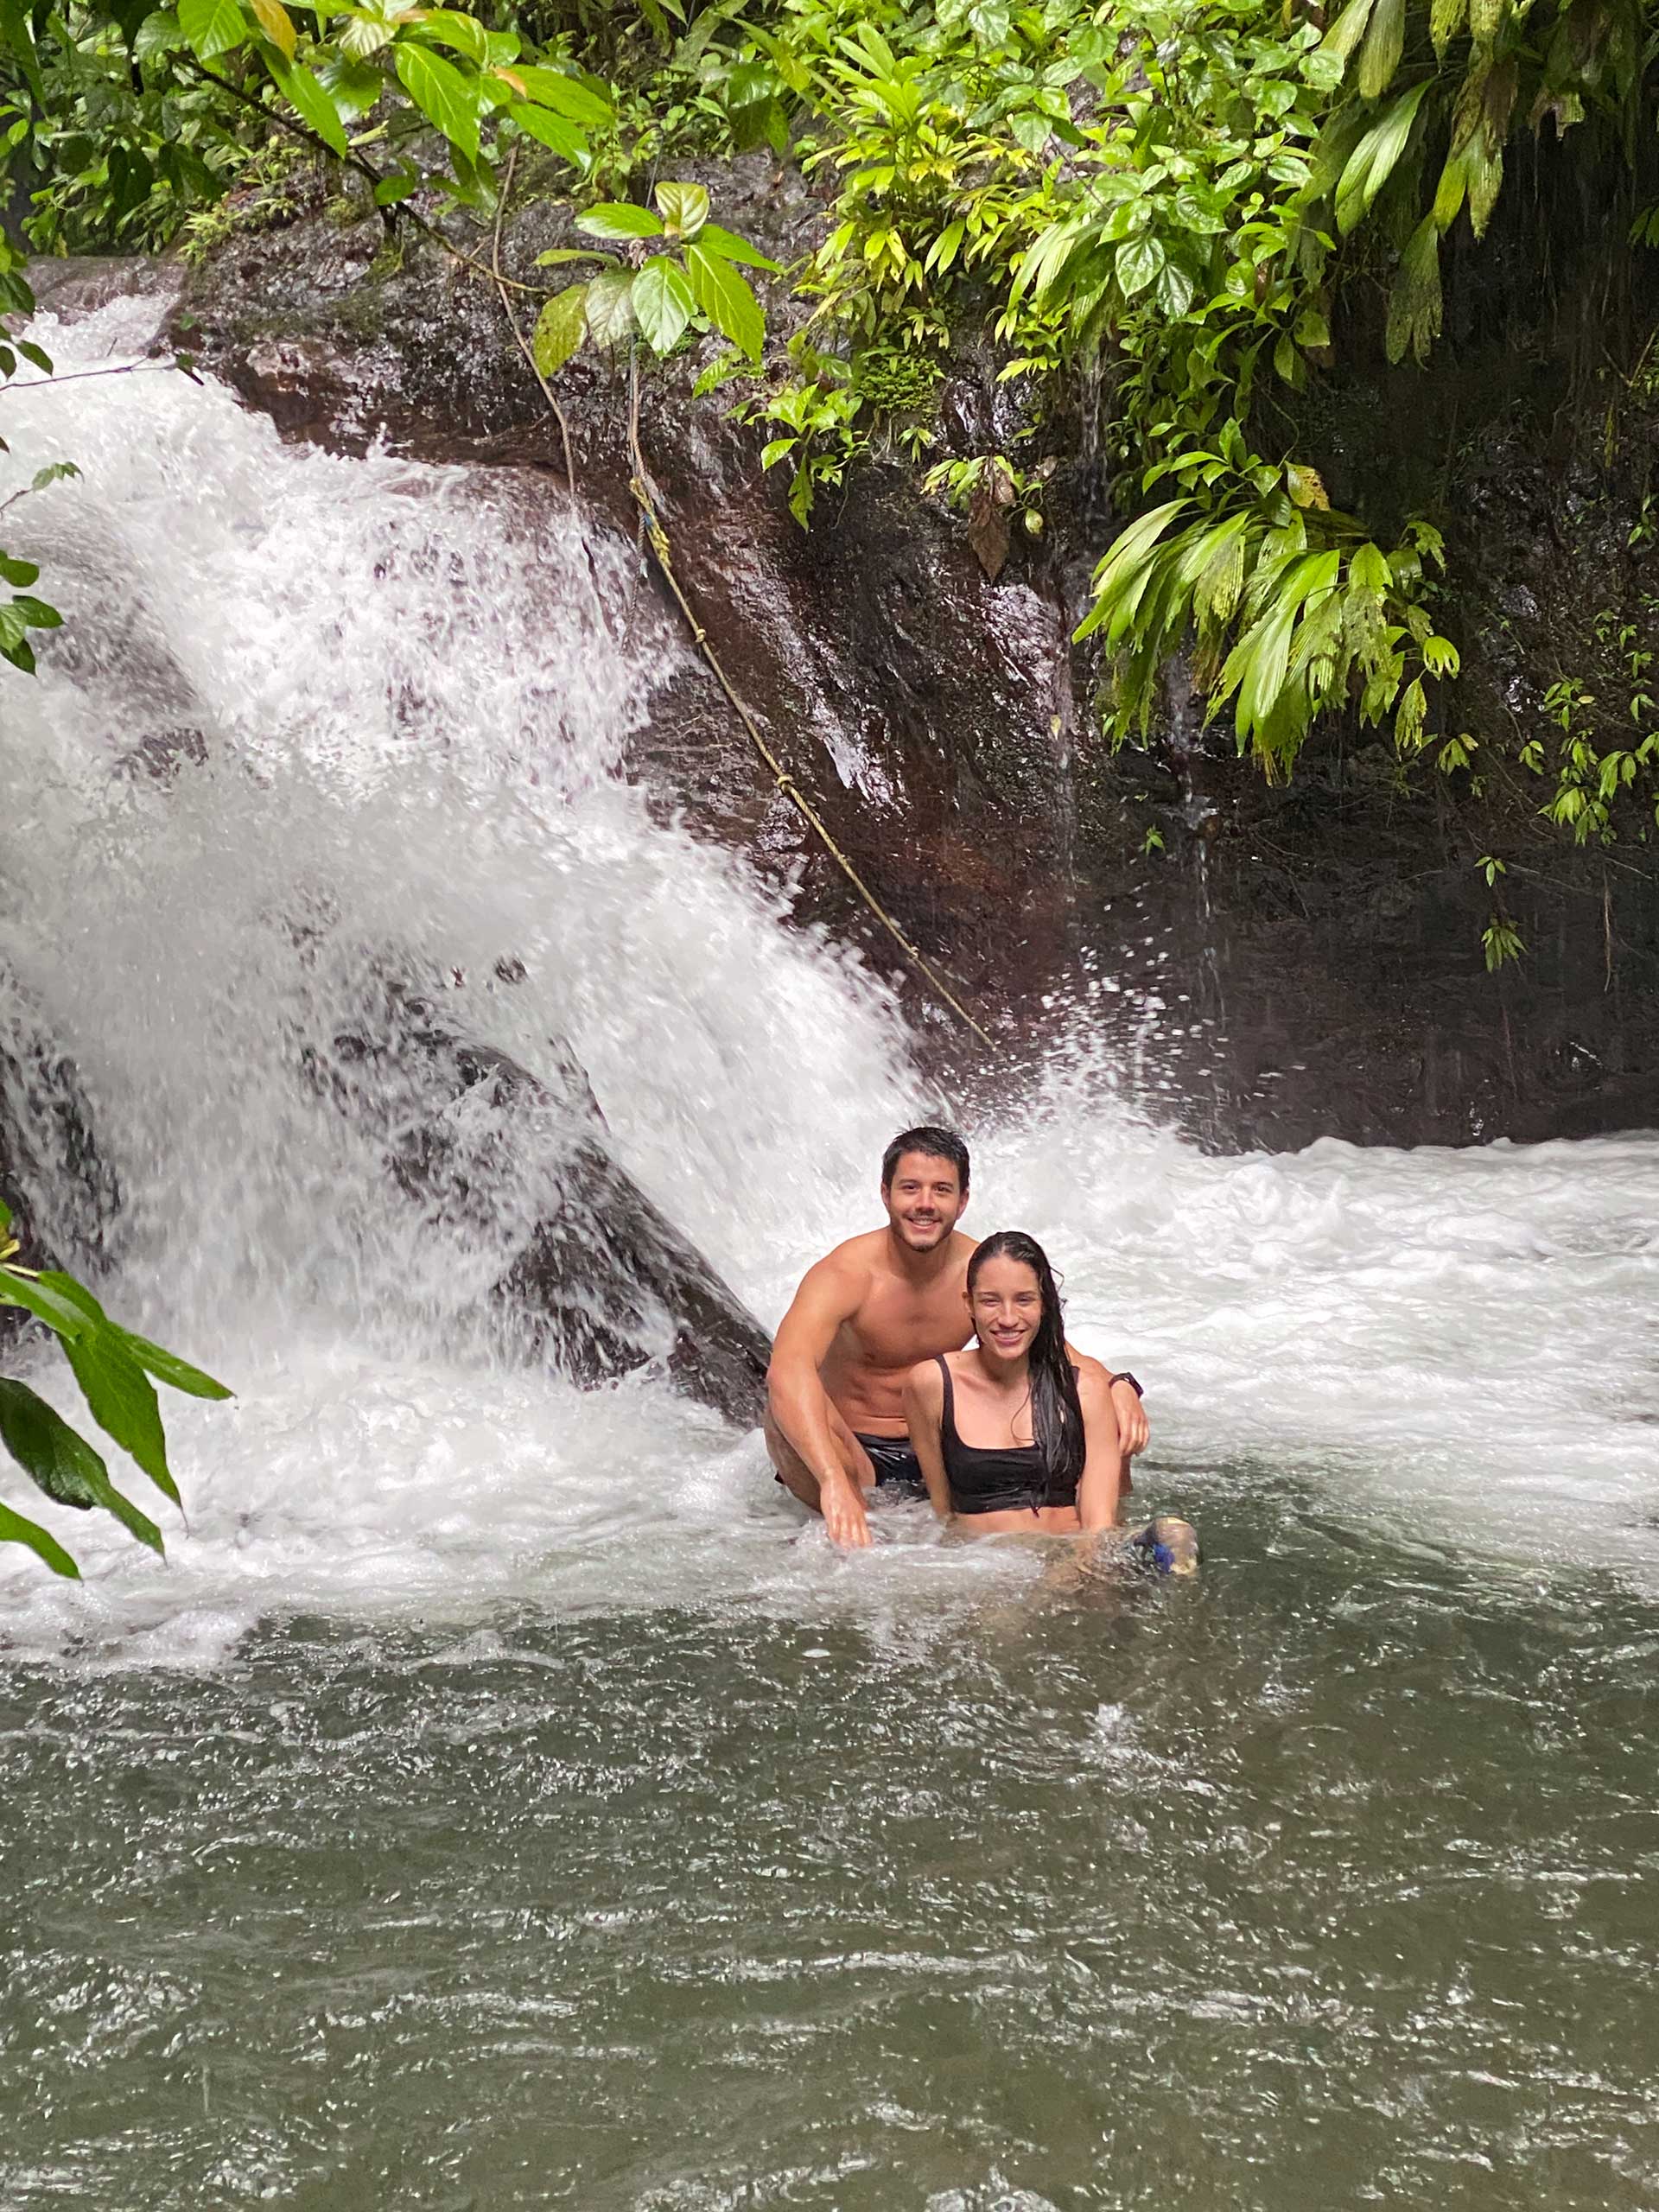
xmin=269 ymin=57 xmax=350 ymax=156
xmin=57 ymin=1320 xmax=178 ymax=1504
xmin=583 ymin=268 xmax=638 ymax=348
xmin=0 ymin=1267 xmax=92 ymax=1340
xmin=113 ymin=1324 xmax=232 ymax=1402
xmin=0 ymin=1497 xmax=78 ymax=1578
xmin=1357 ymin=0 xmax=1406 ymax=99
xmin=632 ymin=256 xmax=696 ymax=354
xmin=412 ymin=8 xmax=487 ymax=63
xmin=394 ymin=41 xmax=480 ymax=162
xmin=1074 ymin=499 xmax=1192 ymax=641
xmin=685 ymin=243 xmax=764 ymax=360
xmin=696 ymin=221 xmax=780 ymax=273
xmin=0 ymin=1378 xmax=163 ymax=1551
xmin=653 ymin=181 xmax=709 ymax=238
xmin=509 ymin=65 xmax=613 ymax=126
xmin=178 ymin=0 xmax=248 ymax=61
xmin=509 ymin=103 xmax=587 ymax=163
xmin=576 ymin=201 xmax=664 ymax=240
xmin=1116 ymin=233 xmax=1166 ymax=298
xmin=532 ymin=283 xmax=588 ymax=376
xmin=1335 ymin=79 xmax=1432 ymax=234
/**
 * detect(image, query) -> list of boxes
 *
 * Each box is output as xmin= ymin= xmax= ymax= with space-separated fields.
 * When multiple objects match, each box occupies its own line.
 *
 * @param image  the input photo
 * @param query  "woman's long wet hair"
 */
xmin=967 ymin=1230 xmax=1085 ymax=1490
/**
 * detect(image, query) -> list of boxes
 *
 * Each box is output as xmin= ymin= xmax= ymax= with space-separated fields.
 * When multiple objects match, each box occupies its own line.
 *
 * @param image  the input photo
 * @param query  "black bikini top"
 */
xmin=935 ymin=1354 xmax=1077 ymax=1516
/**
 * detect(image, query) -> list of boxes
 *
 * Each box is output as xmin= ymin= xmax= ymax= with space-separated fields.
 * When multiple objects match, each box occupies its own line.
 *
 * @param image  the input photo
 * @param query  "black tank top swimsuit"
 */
xmin=936 ymin=1354 xmax=1078 ymax=1516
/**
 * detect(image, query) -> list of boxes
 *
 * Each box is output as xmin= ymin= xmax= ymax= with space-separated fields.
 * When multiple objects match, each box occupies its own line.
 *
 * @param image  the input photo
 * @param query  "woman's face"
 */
xmin=967 ymin=1255 xmax=1044 ymax=1359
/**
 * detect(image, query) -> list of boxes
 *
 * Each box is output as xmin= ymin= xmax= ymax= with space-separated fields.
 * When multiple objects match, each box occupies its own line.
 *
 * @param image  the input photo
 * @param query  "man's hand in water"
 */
xmin=819 ymin=1472 xmax=873 ymax=1549
xmin=1112 ymin=1378 xmax=1150 ymax=1456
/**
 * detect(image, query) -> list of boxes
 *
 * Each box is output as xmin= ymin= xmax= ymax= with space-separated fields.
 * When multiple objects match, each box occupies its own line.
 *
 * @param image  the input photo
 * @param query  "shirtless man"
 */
xmin=765 ymin=1126 xmax=1150 ymax=1548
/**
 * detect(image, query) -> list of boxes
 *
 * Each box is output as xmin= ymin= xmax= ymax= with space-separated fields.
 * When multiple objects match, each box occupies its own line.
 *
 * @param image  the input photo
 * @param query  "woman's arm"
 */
xmin=901 ymin=1361 xmax=953 ymax=1522
xmin=1073 ymin=1357 xmax=1124 ymax=1531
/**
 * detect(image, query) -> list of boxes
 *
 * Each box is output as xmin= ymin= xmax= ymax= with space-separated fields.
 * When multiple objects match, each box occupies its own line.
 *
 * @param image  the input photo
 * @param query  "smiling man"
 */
xmin=765 ymin=1125 xmax=1149 ymax=1548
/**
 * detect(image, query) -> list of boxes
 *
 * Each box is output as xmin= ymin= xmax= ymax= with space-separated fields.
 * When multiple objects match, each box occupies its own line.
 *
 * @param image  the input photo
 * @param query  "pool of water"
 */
xmin=6 ymin=1463 xmax=1658 ymax=2211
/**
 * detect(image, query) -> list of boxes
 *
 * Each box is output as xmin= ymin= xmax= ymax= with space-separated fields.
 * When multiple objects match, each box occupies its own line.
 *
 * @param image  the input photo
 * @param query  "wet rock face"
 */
xmin=309 ymin=977 xmax=771 ymax=1425
xmin=57 ymin=161 xmax=1659 ymax=1148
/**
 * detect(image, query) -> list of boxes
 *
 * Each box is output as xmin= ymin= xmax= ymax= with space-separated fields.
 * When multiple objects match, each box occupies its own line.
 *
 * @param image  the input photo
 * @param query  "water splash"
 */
xmin=0 ymin=295 xmax=1654 ymax=1663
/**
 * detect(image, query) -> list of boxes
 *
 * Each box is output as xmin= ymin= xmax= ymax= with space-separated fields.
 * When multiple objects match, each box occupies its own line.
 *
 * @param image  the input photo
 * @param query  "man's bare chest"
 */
xmin=840 ymin=1281 xmax=971 ymax=1375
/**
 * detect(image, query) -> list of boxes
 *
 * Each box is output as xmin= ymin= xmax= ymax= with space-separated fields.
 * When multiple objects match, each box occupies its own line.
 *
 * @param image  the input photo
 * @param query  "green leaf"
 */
xmin=0 ymin=1497 xmax=78 ymax=1578
xmin=0 ymin=1376 xmax=163 ymax=1550
xmin=532 ymin=283 xmax=588 ymax=376
xmin=112 ymin=1325 xmax=232 ymax=1402
xmin=131 ymin=7 xmax=184 ymax=60
xmin=506 ymin=65 xmax=613 ymax=126
xmin=178 ymin=0 xmax=248 ymax=61
xmin=1335 ymin=79 xmax=1432 ymax=235
xmin=1386 ymin=214 xmax=1443 ymax=365
xmin=0 ymin=553 xmax=40 ymax=587
xmin=576 ymin=200 xmax=664 ymax=240
xmin=1322 ymin=0 xmax=1377 ymax=67
xmin=583 ymin=268 xmax=638 ymax=348
xmin=1116 ymin=233 xmax=1166 ymax=297
xmin=653 ymin=181 xmax=709 ymax=238
xmin=394 ymin=41 xmax=480 ymax=162
xmin=534 ymin=248 xmax=609 ymax=266
xmin=1357 ymin=0 xmax=1406 ymax=99
xmin=508 ymin=103 xmax=587 ymax=162
xmin=374 ymin=170 xmax=419 ymax=205
xmin=413 ymin=8 xmax=487 ymax=63
xmin=1154 ymin=258 xmax=1195 ymax=318
xmin=0 ymin=1267 xmax=93 ymax=1339
xmin=1074 ymin=499 xmax=1192 ymax=642
xmin=686 ymin=242 xmax=764 ymax=361
xmin=268 ymin=57 xmax=350 ymax=157
xmin=696 ymin=222 xmax=781 ymax=273
xmin=11 ymin=596 xmax=60 ymax=629
xmin=51 ymin=1310 xmax=178 ymax=1504
xmin=632 ymin=256 xmax=696 ymax=354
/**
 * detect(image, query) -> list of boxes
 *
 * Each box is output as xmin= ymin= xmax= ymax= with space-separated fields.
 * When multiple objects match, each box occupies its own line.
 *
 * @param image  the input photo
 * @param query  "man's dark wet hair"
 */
xmin=881 ymin=1125 xmax=970 ymax=1193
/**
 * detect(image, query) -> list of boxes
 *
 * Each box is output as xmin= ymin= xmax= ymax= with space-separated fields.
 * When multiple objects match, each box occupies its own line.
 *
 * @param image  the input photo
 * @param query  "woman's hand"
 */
xmin=1111 ymin=1376 xmax=1149 ymax=1456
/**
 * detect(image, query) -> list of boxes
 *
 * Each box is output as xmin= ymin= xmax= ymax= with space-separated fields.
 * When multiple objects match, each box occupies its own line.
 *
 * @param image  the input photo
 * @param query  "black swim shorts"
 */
xmin=854 ymin=1432 xmax=927 ymax=1499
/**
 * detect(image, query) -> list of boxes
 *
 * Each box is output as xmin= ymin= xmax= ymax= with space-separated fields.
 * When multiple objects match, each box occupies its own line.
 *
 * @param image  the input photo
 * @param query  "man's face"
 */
xmin=881 ymin=1151 xmax=968 ymax=1254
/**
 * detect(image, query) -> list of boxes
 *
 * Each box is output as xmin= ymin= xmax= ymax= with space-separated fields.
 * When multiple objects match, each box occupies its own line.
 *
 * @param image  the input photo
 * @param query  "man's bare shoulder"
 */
xmin=793 ymin=1233 xmax=881 ymax=1304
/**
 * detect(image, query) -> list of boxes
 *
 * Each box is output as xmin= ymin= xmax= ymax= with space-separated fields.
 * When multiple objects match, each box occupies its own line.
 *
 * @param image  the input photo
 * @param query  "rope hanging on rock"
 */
xmin=621 ymin=365 xmax=996 ymax=1053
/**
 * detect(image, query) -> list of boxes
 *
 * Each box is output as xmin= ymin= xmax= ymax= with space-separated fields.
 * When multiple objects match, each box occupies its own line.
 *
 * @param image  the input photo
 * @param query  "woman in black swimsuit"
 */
xmin=900 ymin=1230 xmax=1124 ymax=1537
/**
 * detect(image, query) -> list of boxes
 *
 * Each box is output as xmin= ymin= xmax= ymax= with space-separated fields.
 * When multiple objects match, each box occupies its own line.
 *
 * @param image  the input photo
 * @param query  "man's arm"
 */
xmin=1063 ymin=1336 xmax=1149 ymax=1456
xmin=767 ymin=1255 xmax=869 ymax=1548
xmin=1073 ymin=1359 xmax=1124 ymax=1531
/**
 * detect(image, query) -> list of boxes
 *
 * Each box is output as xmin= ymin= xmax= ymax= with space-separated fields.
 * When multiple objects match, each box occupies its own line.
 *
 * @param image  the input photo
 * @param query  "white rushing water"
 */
xmin=0 ymin=293 xmax=1655 ymax=1661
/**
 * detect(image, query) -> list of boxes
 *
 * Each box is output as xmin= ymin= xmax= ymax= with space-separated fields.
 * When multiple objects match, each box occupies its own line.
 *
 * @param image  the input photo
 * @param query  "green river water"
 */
xmin=6 ymin=1462 xmax=1657 ymax=2212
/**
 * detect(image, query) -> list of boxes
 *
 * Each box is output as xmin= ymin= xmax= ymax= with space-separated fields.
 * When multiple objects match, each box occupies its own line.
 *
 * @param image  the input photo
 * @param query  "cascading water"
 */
xmin=0 ymin=292 xmax=1656 ymax=1664
xmin=5 ymin=285 xmax=1659 ymax=2212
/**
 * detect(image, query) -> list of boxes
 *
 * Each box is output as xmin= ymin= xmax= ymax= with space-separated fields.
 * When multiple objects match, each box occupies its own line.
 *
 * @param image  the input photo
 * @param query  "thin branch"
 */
xmin=623 ymin=350 xmax=995 ymax=1052
xmin=491 ymin=142 xmax=577 ymax=489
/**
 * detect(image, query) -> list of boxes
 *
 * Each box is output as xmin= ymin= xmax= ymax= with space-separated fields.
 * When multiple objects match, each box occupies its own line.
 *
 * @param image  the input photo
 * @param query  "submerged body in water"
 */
xmin=766 ymin=1128 xmax=1149 ymax=1547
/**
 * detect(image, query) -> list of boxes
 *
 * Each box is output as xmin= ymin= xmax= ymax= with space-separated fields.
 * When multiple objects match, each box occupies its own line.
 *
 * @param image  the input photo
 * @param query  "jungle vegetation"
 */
xmin=0 ymin=0 xmax=1656 ymax=895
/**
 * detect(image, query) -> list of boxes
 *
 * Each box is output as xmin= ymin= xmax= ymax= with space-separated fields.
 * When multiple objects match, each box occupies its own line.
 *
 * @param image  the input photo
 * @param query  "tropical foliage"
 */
xmin=0 ymin=0 xmax=1656 ymax=868
xmin=0 ymin=1198 xmax=231 ymax=1576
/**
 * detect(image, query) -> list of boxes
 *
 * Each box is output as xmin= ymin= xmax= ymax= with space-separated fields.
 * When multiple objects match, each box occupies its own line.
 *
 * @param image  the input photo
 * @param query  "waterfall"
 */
xmin=0 ymin=286 xmax=1656 ymax=1661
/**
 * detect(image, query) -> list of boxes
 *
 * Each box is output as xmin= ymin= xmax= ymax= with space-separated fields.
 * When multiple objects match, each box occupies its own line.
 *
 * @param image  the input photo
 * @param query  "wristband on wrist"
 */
xmin=1107 ymin=1370 xmax=1144 ymax=1398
